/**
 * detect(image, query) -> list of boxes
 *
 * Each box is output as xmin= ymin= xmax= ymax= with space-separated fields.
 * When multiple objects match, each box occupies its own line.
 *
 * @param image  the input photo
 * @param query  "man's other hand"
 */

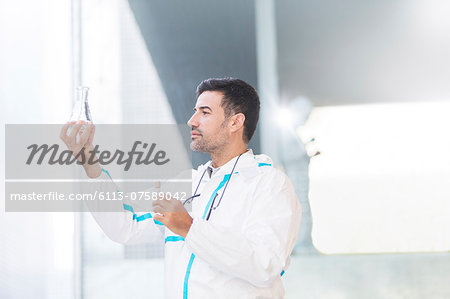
xmin=153 ymin=197 xmax=193 ymax=238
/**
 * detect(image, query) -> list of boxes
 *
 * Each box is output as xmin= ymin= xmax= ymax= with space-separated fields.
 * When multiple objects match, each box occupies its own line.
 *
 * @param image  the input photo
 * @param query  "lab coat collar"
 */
xmin=212 ymin=149 xmax=253 ymax=176
xmin=202 ymin=149 xmax=273 ymax=179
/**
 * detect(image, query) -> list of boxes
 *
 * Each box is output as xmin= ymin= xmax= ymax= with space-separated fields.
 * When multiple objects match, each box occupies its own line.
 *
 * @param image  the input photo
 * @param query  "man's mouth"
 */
xmin=191 ymin=131 xmax=201 ymax=137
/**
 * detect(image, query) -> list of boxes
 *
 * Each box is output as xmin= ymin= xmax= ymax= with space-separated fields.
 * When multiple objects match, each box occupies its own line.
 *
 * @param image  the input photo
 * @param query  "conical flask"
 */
xmin=70 ymin=86 xmax=93 ymax=122
xmin=67 ymin=86 xmax=93 ymax=139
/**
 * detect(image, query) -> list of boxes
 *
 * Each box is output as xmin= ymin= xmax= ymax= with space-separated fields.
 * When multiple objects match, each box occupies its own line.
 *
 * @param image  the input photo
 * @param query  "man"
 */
xmin=61 ymin=77 xmax=301 ymax=298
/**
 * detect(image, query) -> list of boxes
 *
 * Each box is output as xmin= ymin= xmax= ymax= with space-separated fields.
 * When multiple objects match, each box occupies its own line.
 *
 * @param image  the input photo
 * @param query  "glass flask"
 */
xmin=70 ymin=86 xmax=92 ymax=122
xmin=67 ymin=86 xmax=93 ymax=138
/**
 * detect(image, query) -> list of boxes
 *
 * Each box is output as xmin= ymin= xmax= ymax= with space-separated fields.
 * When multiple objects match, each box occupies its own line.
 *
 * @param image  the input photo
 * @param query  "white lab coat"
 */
xmin=87 ymin=150 xmax=301 ymax=299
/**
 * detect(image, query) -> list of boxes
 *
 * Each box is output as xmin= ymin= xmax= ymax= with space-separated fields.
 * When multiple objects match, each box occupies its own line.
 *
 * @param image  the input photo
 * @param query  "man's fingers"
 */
xmin=153 ymin=201 xmax=166 ymax=212
xmin=153 ymin=199 xmax=176 ymax=213
xmin=60 ymin=122 xmax=71 ymax=140
xmin=78 ymin=123 xmax=92 ymax=145
xmin=60 ymin=121 xmax=77 ymax=141
xmin=153 ymin=203 xmax=169 ymax=213
xmin=153 ymin=204 xmax=162 ymax=213
xmin=87 ymin=124 xmax=95 ymax=144
xmin=153 ymin=213 xmax=165 ymax=223
xmin=69 ymin=121 xmax=83 ymax=139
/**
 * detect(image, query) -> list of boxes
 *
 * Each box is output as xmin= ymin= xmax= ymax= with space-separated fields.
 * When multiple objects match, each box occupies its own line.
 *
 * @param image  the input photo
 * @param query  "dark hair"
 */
xmin=196 ymin=77 xmax=260 ymax=143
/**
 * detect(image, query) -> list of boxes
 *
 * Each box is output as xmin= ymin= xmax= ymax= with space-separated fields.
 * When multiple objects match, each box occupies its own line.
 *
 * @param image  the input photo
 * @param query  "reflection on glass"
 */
xmin=70 ymin=86 xmax=92 ymax=122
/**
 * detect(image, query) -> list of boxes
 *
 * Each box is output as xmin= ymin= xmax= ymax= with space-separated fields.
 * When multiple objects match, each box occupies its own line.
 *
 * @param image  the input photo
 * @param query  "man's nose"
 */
xmin=187 ymin=114 xmax=198 ymax=127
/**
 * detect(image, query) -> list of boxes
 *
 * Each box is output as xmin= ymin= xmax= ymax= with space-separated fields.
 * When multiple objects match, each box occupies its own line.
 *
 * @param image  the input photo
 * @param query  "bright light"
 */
xmin=275 ymin=107 xmax=294 ymax=128
xmin=305 ymin=101 xmax=450 ymax=254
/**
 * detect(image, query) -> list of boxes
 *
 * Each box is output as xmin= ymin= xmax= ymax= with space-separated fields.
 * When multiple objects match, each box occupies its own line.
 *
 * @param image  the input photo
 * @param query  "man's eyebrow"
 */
xmin=193 ymin=106 xmax=212 ymax=112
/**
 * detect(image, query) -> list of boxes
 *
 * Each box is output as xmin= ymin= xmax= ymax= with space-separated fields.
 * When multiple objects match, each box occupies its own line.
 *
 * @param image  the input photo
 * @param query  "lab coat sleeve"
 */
xmin=184 ymin=169 xmax=302 ymax=287
xmin=83 ymin=169 xmax=164 ymax=245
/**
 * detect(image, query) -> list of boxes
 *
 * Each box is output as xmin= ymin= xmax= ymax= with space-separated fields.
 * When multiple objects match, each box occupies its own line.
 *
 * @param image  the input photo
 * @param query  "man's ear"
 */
xmin=229 ymin=113 xmax=245 ymax=133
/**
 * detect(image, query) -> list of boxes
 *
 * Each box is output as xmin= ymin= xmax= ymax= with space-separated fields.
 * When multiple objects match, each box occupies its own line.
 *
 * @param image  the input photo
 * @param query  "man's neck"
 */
xmin=210 ymin=144 xmax=248 ymax=168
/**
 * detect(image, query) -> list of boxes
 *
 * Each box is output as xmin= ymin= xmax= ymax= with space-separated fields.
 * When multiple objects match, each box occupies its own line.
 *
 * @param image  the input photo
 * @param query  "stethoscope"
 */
xmin=183 ymin=152 xmax=244 ymax=220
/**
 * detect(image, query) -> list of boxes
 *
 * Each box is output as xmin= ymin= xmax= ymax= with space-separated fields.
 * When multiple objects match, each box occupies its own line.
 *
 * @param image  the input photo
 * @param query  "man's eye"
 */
xmin=202 ymin=111 xmax=209 ymax=115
